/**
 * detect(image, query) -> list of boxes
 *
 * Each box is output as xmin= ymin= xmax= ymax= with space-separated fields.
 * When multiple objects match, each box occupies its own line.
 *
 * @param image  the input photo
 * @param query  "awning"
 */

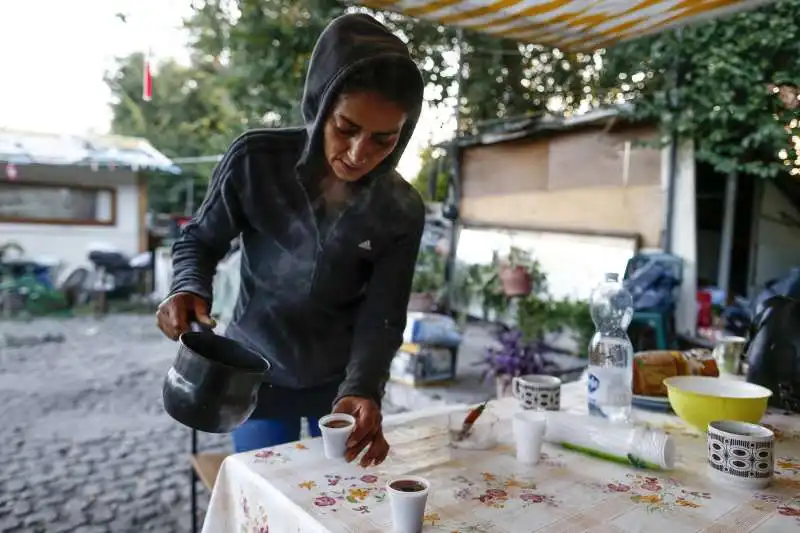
xmin=357 ymin=0 xmax=774 ymax=50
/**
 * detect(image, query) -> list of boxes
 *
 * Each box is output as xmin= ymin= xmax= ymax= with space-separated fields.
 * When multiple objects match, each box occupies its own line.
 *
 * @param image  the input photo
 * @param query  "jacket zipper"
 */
xmin=306 ymin=179 xmax=379 ymax=294
xmin=297 ymin=180 xmax=322 ymax=296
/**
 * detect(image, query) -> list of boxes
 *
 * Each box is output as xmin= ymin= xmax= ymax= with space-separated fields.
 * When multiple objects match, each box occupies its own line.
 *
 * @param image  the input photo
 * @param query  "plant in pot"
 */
xmin=409 ymin=247 xmax=445 ymax=312
xmin=496 ymin=247 xmax=546 ymax=298
xmin=479 ymin=328 xmax=560 ymax=398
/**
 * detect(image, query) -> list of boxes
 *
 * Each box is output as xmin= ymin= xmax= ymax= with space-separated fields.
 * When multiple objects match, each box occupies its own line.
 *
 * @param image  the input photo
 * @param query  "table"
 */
xmin=202 ymin=381 xmax=800 ymax=532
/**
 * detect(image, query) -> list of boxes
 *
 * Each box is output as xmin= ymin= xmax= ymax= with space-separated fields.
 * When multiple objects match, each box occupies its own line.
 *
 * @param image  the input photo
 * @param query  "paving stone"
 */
xmin=23 ymin=508 xmax=58 ymax=526
xmin=12 ymin=501 xmax=31 ymax=517
xmin=88 ymin=508 xmax=114 ymax=524
xmin=5 ymin=479 xmax=26 ymax=492
xmin=0 ymin=516 xmax=23 ymax=531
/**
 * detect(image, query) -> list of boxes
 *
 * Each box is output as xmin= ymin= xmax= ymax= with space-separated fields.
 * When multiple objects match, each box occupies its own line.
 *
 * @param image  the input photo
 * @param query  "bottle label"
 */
xmin=587 ymin=366 xmax=631 ymax=408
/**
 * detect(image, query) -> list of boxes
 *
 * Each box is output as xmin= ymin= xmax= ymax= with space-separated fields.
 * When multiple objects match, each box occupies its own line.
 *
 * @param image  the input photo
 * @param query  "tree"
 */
xmin=109 ymin=0 xmax=800 ymax=218
xmin=106 ymin=52 xmax=246 ymax=212
xmin=597 ymin=0 xmax=800 ymax=178
xmin=181 ymin=0 xmax=596 ymax=134
xmin=410 ymin=145 xmax=449 ymax=202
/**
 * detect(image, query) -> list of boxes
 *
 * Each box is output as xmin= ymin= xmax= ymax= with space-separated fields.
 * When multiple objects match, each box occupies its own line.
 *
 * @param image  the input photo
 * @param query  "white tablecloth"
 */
xmin=202 ymin=381 xmax=800 ymax=533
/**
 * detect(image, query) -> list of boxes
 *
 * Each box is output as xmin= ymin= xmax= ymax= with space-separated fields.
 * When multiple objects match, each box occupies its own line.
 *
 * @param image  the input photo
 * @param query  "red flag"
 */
xmin=5 ymin=163 xmax=17 ymax=181
xmin=142 ymin=54 xmax=153 ymax=101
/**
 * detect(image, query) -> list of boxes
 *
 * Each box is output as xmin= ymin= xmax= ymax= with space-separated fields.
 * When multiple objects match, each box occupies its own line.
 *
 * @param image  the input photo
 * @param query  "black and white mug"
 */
xmin=707 ymin=420 xmax=774 ymax=489
xmin=511 ymin=375 xmax=561 ymax=411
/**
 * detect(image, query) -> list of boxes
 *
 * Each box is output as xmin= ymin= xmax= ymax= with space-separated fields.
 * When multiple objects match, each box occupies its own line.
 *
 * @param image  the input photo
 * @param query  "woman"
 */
xmin=156 ymin=13 xmax=425 ymax=468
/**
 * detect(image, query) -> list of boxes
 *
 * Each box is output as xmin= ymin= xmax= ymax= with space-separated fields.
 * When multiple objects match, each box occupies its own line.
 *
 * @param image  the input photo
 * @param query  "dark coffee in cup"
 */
xmin=390 ymin=479 xmax=425 ymax=493
xmin=324 ymin=419 xmax=352 ymax=429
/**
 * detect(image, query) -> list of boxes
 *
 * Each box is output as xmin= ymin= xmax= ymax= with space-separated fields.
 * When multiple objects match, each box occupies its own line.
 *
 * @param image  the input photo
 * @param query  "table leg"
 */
xmin=191 ymin=429 xmax=198 ymax=533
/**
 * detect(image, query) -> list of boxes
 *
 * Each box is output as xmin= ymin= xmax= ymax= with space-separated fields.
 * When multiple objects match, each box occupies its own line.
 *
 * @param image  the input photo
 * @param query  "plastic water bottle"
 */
xmin=587 ymin=272 xmax=634 ymax=422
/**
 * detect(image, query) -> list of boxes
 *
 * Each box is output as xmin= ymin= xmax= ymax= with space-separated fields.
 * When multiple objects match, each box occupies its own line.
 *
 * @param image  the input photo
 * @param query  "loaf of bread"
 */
xmin=632 ymin=350 xmax=719 ymax=396
xmin=633 ymin=351 xmax=682 ymax=396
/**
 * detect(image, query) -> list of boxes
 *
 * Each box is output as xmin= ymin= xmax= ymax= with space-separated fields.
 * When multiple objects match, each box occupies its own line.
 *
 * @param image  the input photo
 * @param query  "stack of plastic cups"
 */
xmin=629 ymin=426 xmax=677 ymax=470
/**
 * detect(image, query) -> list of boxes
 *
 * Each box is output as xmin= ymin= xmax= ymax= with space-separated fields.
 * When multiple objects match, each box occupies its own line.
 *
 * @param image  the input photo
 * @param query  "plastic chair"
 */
xmin=624 ymin=252 xmax=683 ymax=350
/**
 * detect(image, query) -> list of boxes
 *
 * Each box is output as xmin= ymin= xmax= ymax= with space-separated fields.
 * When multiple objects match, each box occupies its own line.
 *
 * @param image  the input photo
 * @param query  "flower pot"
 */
xmin=495 ymin=375 xmax=514 ymax=399
xmin=407 ymin=292 xmax=436 ymax=312
xmin=498 ymin=265 xmax=532 ymax=297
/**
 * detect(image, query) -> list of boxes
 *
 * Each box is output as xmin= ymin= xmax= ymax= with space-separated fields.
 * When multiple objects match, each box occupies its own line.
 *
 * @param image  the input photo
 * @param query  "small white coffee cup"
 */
xmin=707 ymin=420 xmax=774 ymax=489
xmin=387 ymin=476 xmax=430 ymax=533
xmin=318 ymin=413 xmax=355 ymax=460
xmin=513 ymin=411 xmax=547 ymax=465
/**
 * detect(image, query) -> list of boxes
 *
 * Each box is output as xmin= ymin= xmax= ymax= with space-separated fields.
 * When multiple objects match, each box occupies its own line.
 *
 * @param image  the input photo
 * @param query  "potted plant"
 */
xmin=496 ymin=247 xmax=546 ymax=298
xmin=409 ymin=247 xmax=445 ymax=312
xmin=479 ymin=328 xmax=560 ymax=398
xmin=497 ymin=247 xmax=531 ymax=297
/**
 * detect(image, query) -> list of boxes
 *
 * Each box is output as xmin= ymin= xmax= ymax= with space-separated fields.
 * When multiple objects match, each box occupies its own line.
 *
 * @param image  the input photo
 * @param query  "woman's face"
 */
xmin=323 ymin=91 xmax=407 ymax=182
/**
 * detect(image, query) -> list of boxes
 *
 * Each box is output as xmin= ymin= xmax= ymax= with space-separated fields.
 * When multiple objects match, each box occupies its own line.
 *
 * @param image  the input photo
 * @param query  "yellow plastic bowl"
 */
xmin=663 ymin=376 xmax=772 ymax=432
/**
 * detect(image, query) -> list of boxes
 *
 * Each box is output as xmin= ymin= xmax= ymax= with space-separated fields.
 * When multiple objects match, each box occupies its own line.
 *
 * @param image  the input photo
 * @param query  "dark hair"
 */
xmin=339 ymin=58 xmax=422 ymax=112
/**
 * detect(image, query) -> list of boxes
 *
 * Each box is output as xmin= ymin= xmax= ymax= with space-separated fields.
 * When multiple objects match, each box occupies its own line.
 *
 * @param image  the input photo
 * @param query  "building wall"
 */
xmin=752 ymin=181 xmax=800 ymax=289
xmin=0 ymin=166 xmax=143 ymax=282
xmin=460 ymin=124 xmax=665 ymax=247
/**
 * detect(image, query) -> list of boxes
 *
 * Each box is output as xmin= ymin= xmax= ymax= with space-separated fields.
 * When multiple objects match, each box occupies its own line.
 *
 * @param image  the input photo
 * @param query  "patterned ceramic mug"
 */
xmin=511 ymin=375 xmax=562 ymax=411
xmin=707 ymin=420 xmax=775 ymax=489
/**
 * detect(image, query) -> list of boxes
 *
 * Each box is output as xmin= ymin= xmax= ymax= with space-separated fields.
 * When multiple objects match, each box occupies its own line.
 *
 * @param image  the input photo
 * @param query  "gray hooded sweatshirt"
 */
xmin=169 ymin=13 xmax=425 ymax=418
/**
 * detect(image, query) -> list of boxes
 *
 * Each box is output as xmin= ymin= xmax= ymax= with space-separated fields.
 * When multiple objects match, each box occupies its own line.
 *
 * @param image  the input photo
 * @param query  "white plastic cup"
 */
xmin=318 ymin=413 xmax=355 ymax=460
xmin=513 ymin=411 xmax=547 ymax=464
xmin=387 ymin=476 xmax=430 ymax=533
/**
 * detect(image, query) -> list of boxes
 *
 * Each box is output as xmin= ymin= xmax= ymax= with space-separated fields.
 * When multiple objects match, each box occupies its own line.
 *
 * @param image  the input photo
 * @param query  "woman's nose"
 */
xmin=348 ymin=137 xmax=369 ymax=165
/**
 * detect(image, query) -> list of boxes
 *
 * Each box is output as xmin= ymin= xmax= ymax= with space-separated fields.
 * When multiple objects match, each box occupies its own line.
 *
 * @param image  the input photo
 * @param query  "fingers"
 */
xmin=192 ymin=297 xmax=216 ymax=328
xmin=346 ymin=426 xmax=378 ymax=463
xmin=359 ymin=432 xmax=390 ymax=468
xmin=332 ymin=397 xmax=384 ymax=466
xmin=347 ymin=411 xmax=374 ymax=451
xmin=157 ymin=305 xmax=188 ymax=340
xmin=156 ymin=294 xmax=192 ymax=340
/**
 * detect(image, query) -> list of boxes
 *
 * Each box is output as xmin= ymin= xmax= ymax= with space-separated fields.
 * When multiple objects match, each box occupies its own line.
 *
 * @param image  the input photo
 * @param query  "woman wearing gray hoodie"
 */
xmin=156 ymin=13 xmax=425 ymax=467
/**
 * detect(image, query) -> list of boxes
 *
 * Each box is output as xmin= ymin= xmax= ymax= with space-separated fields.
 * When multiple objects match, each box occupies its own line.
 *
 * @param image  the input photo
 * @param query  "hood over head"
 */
xmin=297 ymin=13 xmax=424 ymax=178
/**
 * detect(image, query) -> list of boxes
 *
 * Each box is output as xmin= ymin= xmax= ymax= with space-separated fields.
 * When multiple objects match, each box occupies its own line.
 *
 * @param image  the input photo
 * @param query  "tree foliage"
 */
xmin=597 ymin=0 xmax=800 ymax=178
xmin=410 ymin=146 xmax=449 ymax=202
xmin=106 ymin=0 xmax=800 ymax=215
xmin=105 ymin=52 xmax=246 ymax=212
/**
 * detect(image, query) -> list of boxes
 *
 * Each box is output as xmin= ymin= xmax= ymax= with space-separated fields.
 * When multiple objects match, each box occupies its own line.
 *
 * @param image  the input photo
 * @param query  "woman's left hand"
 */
xmin=333 ymin=396 xmax=389 ymax=467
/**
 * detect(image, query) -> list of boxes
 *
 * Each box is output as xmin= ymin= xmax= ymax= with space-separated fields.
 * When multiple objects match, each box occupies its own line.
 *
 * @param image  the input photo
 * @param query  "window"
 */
xmin=0 ymin=182 xmax=116 ymax=225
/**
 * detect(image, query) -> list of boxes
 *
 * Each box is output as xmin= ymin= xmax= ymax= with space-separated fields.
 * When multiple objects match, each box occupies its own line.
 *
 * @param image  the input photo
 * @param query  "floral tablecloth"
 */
xmin=202 ymin=382 xmax=800 ymax=533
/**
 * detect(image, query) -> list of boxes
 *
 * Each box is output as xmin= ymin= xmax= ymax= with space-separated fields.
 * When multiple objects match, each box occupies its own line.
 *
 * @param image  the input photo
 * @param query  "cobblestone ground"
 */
xmin=0 ymin=314 xmax=401 ymax=533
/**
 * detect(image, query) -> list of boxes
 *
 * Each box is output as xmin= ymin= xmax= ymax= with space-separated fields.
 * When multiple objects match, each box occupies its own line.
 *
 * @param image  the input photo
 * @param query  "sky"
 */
xmin=0 ymin=0 xmax=445 ymax=178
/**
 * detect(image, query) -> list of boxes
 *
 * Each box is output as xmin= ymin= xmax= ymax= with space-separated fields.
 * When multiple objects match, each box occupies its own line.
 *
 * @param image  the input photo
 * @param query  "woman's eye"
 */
xmin=336 ymin=126 xmax=357 ymax=136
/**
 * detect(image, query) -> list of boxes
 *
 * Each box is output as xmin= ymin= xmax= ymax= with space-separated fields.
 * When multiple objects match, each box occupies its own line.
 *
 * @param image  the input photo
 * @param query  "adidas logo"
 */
xmin=358 ymin=240 xmax=372 ymax=251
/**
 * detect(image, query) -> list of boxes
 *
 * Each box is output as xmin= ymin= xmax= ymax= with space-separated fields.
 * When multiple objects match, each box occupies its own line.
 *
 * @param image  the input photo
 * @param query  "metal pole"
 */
xmin=454 ymin=28 xmax=464 ymax=138
xmin=717 ymin=170 xmax=738 ymax=299
xmin=444 ymin=28 xmax=465 ymax=314
xmin=185 ymin=178 xmax=195 ymax=216
xmin=663 ymin=28 xmax=683 ymax=253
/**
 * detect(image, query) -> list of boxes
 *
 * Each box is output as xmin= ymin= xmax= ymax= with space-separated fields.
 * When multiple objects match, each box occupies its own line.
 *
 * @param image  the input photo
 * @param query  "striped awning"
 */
xmin=357 ymin=0 xmax=774 ymax=50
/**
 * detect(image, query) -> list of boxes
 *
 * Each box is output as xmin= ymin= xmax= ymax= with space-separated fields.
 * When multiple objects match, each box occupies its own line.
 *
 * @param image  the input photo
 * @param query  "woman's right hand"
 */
xmin=156 ymin=292 xmax=216 ymax=340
